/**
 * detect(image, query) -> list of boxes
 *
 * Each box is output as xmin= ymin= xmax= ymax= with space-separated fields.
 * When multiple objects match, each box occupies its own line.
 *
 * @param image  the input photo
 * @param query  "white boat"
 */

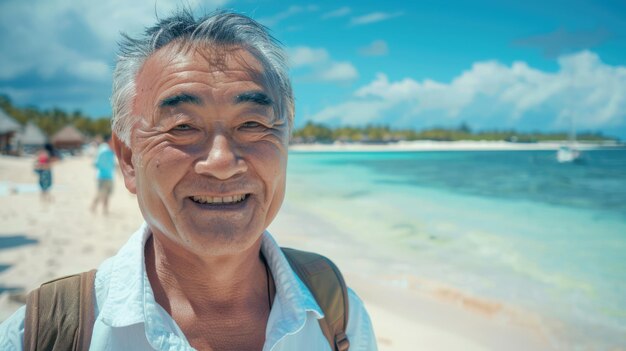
xmin=557 ymin=145 xmax=580 ymax=163
xmin=557 ymin=117 xmax=582 ymax=163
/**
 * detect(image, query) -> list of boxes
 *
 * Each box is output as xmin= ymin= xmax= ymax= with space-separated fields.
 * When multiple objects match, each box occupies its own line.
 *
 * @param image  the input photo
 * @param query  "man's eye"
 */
xmin=173 ymin=124 xmax=193 ymax=131
xmin=241 ymin=121 xmax=262 ymax=129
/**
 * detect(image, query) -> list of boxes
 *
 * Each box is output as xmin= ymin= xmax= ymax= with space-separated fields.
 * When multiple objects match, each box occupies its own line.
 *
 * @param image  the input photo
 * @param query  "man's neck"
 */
xmin=144 ymin=233 xmax=273 ymax=350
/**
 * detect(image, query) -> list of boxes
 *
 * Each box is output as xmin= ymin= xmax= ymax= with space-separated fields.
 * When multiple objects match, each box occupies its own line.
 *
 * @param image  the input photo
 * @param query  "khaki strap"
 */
xmin=23 ymin=286 xmax=39 ymax=351
xmin=282 ymin=248 xmax=350 ymax=351
xmin=23 ymin=250 xmax=348 ymax=350
xmin=24 ymin=270 xmax=97 ymax=351
xmin=76 ymin=269 xmax=97 ymax=350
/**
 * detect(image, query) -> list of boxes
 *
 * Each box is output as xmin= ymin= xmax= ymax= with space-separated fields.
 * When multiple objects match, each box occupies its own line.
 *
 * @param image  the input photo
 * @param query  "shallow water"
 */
xmin=0 ymin=182 xmax=40 ymax=196
xmin=285 ymin=149 xmax=626 ymax=349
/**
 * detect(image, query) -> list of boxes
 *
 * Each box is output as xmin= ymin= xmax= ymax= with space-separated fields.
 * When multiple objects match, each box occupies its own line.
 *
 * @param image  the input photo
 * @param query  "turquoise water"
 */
xmin=0 ymin=182 xmax=40 ymax=196
xmin=285 ymin=149 xmax=626 ymax=349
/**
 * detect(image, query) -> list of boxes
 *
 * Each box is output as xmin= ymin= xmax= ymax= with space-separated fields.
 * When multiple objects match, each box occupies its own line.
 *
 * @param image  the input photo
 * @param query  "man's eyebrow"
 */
xmin=234 ymin=91 xmax=273 ymax=106
xmin=159 ymin=93 xmax=202 ymax=108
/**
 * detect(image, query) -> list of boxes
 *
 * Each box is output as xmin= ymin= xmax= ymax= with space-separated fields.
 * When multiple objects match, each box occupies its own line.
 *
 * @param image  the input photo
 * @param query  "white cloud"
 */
xmin=288 ymin=46 xmax=359 ymax=82
xmin=350 ymin=11 xmax=403 ymax=26
xmin=359 ymin=40 xmax=389 ymax=56
xmin=355 ymin=74 xmax=420 ymax=101
xmin=0 ymin=0 xmax=229 ymax=81
xmin=68 ymin=60 xmax=111 ymax=81
xmin=318 ymin=62 xmax=359 ymax=82
xmin=312 ymin=51 xmax=626 ymax=130
xmin=257 ymin=5 xmax=318 ymax=27
xmin=322 ymin=6 xmax=351 ymax=19
xmin=312 ymin=100 xmax=390 ymax=125
xmin=288 ymin=47 xmax=330 ymax=67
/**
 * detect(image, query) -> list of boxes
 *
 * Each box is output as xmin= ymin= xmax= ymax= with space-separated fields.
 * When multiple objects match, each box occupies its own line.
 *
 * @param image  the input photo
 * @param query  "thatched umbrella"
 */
xmin=18 ymin=122 xmax=47 ymax=153
xmin=51 ymin=125 xmax=85 ymax=154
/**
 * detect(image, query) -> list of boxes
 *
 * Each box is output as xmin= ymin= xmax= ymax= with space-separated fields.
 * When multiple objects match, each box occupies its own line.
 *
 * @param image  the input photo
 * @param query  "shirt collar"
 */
xmin=99 ymin=224 xmax=324 ymax=334
xmin=99 ymin=223 xmax=151 ymax=327
xmin=262 ymin=232 xmax=324 ymax=319
xmin=261 ymin=231 xmax=325 ymax=349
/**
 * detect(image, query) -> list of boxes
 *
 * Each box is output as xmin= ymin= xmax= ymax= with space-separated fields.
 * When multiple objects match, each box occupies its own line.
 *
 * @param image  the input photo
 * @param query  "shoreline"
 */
xmin=281 ymin=148 xmax=626 ymax=350
xmin=289 ymin=140 xmax=625 ymax=152
xmin=268 ymin=203 xmax=555 ymax=350
xmin=0 ymin=155 xmax=555 ymax=350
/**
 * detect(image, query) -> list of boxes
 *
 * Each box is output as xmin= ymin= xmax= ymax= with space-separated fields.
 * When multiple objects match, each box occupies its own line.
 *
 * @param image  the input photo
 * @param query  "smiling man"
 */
xmin=0 ymin=10 xmax=376 ymax=351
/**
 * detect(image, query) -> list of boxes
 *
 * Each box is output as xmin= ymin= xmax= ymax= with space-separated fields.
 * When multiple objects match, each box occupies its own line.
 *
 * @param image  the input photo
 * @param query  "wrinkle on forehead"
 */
xmin=132 ymin=42 xmax=271 ymax=117
xmin=139 ymin=41 xmax=265 ymax=83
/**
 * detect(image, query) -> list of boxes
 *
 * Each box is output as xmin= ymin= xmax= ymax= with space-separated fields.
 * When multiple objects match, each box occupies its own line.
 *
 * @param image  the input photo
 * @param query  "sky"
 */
xmin=1 ymin=0 xmax=625 ymax=139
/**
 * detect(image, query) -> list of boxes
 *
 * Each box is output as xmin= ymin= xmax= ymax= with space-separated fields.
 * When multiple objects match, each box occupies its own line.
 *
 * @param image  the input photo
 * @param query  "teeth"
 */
xmin=192 ymin=194 xmax=247 ymax=204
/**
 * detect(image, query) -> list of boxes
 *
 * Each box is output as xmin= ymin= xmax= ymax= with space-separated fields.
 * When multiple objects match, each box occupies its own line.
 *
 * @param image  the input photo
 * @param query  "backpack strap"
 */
xmin=24 ymin=269 xmax=97 ymax=351
xmin=281 ymin=248 xmax=350 ymax=351
xmin=22 ymin=251 xmax=349 ymax=350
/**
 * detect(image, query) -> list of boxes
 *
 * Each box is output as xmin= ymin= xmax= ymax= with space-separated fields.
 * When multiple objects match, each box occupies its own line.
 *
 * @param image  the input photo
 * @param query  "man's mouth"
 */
xmin=189 ymin=194 xmax=250 ymax=205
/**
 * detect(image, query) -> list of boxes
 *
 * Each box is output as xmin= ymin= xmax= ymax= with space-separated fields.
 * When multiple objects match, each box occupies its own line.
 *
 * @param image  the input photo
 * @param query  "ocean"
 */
xmin=284 ymin=149 xmax=626 ymax=350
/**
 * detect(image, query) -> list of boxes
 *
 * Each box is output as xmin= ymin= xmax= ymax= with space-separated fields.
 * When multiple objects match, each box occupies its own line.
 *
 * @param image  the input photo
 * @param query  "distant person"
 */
xmin=90 ymin=135 xmax=116 ymax=214
xmin=33 ymin=143 xmax=57 ymax=203
xmin=1 ymin=10 xmax=376 ymax=351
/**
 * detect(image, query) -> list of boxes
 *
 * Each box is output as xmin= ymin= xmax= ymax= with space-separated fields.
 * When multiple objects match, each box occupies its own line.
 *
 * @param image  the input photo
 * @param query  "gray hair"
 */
xmin=111 ymin=10 xmax=294 ymax=146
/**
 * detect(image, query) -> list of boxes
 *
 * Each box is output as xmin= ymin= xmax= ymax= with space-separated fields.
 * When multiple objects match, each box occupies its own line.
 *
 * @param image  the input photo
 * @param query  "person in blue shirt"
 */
xmin=0 ymin=10 xmax=377 ymax=350
xmin=91 ymin=134 xmax=116 ymax=215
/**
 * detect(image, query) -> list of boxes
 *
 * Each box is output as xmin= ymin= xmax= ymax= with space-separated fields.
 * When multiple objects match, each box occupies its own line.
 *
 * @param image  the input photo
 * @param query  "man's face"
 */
xmin=119 ymin=43 xmax=289 ymax=256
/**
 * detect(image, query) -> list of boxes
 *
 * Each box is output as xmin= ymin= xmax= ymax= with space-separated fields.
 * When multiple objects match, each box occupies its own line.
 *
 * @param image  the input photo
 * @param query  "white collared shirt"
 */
xmin=0 ymin=224 xmax=377 ymax=350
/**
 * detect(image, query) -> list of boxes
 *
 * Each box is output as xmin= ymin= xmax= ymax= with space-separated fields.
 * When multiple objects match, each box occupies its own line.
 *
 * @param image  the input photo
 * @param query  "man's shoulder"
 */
xmin=0 ymin=305 xmax=26 ymax=350
xmin=94 ymin=254 xmax=115 ymax=290
xmin=268 ymin=244 xmax=376 ymax=350
xmin=345 ymin=287 xmax=377 ymax=350
xmin=346 ymin=287 xmax=370 ymax=323
xmin=92 ymin=229 xmax=143 ymax=300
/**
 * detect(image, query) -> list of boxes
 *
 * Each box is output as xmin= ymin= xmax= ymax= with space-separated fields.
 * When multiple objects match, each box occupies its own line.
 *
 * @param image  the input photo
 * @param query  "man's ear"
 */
xmin=111 ymin=133 xmax=137 ymax=194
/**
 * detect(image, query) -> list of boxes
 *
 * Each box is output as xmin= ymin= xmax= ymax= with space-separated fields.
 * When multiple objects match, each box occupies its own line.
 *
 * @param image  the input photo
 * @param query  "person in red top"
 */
xmin=33 ymin=143 xmax=57 ymax=203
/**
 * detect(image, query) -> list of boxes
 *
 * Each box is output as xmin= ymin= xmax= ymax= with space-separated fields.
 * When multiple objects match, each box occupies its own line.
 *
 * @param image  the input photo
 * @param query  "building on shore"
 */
xmin=0 ymin=108 xmax=21 ymax=155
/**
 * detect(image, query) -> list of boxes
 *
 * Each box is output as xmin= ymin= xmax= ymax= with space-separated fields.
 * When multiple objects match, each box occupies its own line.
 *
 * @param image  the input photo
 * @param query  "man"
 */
xmin=90 ymin=135 xmax=116 ymax=214
xmin=0 ymin=10 xmax=376 ymax=350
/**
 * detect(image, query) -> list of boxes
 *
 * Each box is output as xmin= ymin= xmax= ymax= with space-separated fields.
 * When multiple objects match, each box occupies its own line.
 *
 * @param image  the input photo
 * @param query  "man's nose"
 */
xmin=195 ymin=133 xmax=247 ymax=179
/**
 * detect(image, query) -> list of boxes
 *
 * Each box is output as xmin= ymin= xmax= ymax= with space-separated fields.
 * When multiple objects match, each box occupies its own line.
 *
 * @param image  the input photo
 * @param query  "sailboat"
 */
xmin=557 ymin=117 xmax=581 ymax=163
xmin=557 ymin=145 xmax=580 ymax=163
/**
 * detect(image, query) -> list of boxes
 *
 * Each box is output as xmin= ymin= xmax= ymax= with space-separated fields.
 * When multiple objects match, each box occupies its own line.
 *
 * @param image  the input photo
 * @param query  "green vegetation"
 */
xmin=1 ymin=95 xmax=617 ymax=143
xmin=292 ymin=121 xmax=616 ymax=143
xmin=0 ymin=95 xmax=111 ymax=138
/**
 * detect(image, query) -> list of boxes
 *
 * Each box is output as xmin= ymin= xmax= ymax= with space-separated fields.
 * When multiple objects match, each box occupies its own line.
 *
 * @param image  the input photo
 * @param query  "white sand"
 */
xmin=0 ymin=155 xmax=554 ymax=350
xmin=289 ymin=140 xmax=622 ymax=152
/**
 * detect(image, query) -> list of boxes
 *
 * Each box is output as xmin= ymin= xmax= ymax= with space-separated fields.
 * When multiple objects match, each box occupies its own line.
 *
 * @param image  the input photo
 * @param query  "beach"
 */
xmin=2 ymin=147 xmax=623 ymax=350
xmin=288 ymin=140 xmax=623 ymax=152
